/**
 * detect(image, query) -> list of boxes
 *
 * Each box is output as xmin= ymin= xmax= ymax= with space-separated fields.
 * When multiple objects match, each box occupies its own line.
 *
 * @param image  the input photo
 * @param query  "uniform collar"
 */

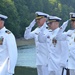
xmin=0 ymin=26 xmax=7 ymax=33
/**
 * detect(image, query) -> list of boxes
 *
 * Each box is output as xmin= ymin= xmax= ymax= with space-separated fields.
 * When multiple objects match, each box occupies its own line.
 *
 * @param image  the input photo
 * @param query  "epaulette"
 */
xmin=5 ymin=30 xmax=11 ymax=34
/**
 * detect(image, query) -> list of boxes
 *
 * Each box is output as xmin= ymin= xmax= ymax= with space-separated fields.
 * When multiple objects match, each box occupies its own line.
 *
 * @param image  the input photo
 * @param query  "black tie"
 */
xmin=62 ymin=68 xmax=64 ymax=75
xmin=66 ymin=68 xmax=70 ymax=75
xmin=62 ymin=68 xmax=70 ymax=75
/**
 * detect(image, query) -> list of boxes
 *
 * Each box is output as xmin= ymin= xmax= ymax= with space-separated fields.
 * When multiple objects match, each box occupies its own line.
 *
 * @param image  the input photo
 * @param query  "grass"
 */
xmin=16 ymin=38 xmax=35 ymax=47
xmin=14 ymin=66 xmax=37 ymax=75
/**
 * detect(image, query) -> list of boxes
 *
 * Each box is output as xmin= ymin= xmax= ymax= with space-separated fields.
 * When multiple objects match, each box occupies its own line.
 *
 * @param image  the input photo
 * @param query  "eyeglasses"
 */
xmin=46 ymin=21 xmax=53 ymax=25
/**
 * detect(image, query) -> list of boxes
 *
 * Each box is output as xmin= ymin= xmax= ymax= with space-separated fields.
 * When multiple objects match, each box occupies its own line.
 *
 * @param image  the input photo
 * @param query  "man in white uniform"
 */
xmin=55 ymin=12 xmax=75 ymax=75
xmin=0 ymin=14 xmax=18 ymax=75
xmin=24 ymin=11 xmax=49 ymax=75
xmin=38 ymin=16 xmax=63 ymax=75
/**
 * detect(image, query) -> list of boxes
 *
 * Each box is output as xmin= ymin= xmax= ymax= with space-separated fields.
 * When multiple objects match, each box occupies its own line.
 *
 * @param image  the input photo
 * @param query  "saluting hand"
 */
xmin=28 ymin=19 xmax=36 ymax=28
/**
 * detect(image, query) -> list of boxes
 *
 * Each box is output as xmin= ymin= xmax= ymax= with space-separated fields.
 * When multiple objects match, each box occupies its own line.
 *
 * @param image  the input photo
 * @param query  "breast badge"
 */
xmin=0 ymin=36 xmax=4 ymax=45
xmin=52 ymin=38 xmax=57 ymax=47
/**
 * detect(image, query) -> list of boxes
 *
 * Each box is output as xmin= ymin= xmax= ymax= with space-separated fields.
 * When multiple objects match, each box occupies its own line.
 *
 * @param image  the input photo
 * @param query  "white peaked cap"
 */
xmin=35 ymin=11 xmax=49 ymax=18
xmin=70 ymin=12 xmax=75 ymax=17
xmin=0 ymin=14 xmax=8 ymax=20
xmin=48 ymin=15 xmax=62 ymax=20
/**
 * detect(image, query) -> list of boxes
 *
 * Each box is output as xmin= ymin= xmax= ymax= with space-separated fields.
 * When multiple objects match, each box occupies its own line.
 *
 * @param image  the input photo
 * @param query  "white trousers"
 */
xmin=70 ymin=69 xmax=75 ymax=75
xmin=49 ymin=71 xmax=62 ymax=75
xmin=37 ymin=65 xmax=49 ymax=75
xmin=62 ymin=69 xmax=75 ymax=75
xmin=63 ymin=69 xmax=66 ymax=75
xmin=49 ymin=68 xmax=62 ymax=75
xmin=0 ymin=58 xmax=13 ymax=75
xmin=6 ymin=73 xmax=12 ymax=75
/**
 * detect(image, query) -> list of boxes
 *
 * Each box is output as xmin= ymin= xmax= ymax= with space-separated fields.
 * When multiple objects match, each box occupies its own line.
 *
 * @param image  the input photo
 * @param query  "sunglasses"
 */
xmin=46 ymin=21 xmax=53 ymax=25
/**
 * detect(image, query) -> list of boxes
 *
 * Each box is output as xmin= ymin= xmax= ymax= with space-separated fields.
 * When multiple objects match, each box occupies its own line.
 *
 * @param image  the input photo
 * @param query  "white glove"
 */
xmin=60 ymin=19 xmax=70 ymax=32
xmin=28 ymin=19 xmax=36 ymax=28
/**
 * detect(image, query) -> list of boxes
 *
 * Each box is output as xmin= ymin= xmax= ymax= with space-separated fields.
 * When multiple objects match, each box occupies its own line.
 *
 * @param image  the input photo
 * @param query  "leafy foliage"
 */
xmin=0 ymin=0 xmax=75 ymax=37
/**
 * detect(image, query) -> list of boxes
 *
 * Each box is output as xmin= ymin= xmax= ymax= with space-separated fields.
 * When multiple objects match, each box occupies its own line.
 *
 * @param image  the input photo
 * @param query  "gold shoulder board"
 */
xmin=5 ymin=30 xmax=11 ymax=34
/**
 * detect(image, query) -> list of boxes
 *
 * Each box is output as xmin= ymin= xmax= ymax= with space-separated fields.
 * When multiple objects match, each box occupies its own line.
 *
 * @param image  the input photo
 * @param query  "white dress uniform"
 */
xmin=56 ymin=30 xmax=75 ymax=68
xmin=0 ymin=14 xmax=17 ymax=75
xmin=0 ymin=27 xmax=18 ymax=75
xmin=24 ymin=23 xmax=49 ymax=75
xmin=38 ymin=16 xmax=65 ymax=75
xmin=24 ymin=11 xmax=50 ymax=75
xmin=56 ymin=29 xmax=75 ymax=75
xmin=38 ymin=27 xmax=62 ymax=75
xmin=47 ymin=28 xmax=61 ymax=71
xmin=55 ymin=12 xmax=75 ymax=75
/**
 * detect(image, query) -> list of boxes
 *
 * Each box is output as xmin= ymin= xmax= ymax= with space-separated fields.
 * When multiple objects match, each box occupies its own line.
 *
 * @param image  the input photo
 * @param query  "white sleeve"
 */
xmin=6 ymin=33 xmax=18 ymax=74
xmin=24 ymin=27 xmax=35 ymax=39
xmin=59 ymin=20 xmax=69 ymax=33
xmin=24 ymin=19 xmax=36 ymax=39
xmin=55 ymin=20 xmax=69 ymax=41
xmin=56 ymin=32 xmax=67 ymax=41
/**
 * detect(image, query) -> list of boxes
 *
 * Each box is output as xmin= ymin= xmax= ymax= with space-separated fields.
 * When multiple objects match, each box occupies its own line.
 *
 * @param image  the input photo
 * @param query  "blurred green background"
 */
xmin=0 ymin=0 xmax=75 ymax=38
xmin=14 ymin=66 xmax=37 ymax=75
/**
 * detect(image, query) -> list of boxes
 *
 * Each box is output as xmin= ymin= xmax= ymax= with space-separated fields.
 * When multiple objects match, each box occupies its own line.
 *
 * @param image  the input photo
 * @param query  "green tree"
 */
xmin=0 ymin=0 xmax=20 ymax=38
